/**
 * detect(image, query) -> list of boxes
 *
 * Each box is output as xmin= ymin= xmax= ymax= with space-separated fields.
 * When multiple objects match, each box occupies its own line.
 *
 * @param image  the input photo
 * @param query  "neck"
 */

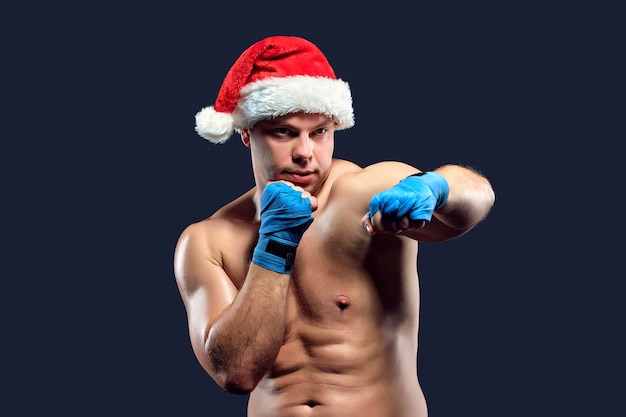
xmin=253 ymin=187 xmax=262 ymax=221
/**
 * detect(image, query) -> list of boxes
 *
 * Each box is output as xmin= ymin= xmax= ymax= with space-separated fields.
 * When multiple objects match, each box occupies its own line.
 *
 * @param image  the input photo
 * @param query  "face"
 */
xmin=240 ymin=112 xmax=336 ymax=195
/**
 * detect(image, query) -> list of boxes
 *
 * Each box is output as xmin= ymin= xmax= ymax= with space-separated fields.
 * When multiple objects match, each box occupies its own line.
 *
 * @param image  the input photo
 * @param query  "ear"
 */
xmin=240 ymin=129 xmax=251 ymax=148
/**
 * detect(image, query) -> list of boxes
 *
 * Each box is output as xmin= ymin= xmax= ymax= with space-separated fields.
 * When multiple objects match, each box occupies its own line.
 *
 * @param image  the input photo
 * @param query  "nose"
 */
xmin=292 ymin=134 xmax=313 ymax=161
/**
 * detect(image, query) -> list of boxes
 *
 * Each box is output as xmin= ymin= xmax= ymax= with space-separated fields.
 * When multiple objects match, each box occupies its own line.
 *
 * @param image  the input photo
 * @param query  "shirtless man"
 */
xmin=174 ymin=36 xmax=495 ymax=417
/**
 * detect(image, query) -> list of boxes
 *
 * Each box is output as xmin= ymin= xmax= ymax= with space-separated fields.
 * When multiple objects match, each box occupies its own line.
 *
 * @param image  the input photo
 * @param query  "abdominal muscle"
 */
xmin=247 ymin=306 xmax=427 ymax=417
xmin=243 ymin=185 xmax=427 ymax=416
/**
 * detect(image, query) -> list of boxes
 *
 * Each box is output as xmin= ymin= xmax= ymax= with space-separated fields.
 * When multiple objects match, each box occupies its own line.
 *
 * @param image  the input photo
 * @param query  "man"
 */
xmin=174 ymin=36 xmax=495 ymax=417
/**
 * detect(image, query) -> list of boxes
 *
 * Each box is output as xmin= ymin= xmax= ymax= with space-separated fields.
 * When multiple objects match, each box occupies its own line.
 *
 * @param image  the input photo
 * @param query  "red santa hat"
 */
xmin=194 ymin=36 xmax=355 ymax=144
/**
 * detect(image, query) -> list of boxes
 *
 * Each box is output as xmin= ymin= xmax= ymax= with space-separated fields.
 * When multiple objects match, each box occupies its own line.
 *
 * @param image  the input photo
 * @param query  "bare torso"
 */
xmin=211 ymin=160 xmax=428 ymax=416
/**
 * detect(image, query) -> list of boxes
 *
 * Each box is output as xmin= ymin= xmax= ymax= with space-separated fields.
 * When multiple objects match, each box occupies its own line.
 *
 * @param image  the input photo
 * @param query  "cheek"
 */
xmin=315 ymin=141 xmax=334 ymax=163
xmin=252 ymin=141 xmax=277 ymax=161
xmin=254 ymin=144 xmax=286 ymax=174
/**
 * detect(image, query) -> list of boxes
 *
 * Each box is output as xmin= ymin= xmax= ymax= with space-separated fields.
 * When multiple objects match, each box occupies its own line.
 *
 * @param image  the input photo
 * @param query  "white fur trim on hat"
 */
xmin=233 ymin=75 xmax=354 ymax=132
xmin=194 ymin=74 xmax=354 ymax=144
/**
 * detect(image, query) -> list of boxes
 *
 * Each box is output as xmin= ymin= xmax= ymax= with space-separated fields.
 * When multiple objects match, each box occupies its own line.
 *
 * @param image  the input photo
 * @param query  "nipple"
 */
xmin=335 ymin=294 xmax=351 ymax=310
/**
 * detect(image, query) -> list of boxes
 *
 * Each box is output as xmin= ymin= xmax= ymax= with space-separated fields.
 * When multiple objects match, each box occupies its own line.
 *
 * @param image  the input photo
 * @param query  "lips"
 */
xmin=283 ymin=171 xmax=314 ymax=185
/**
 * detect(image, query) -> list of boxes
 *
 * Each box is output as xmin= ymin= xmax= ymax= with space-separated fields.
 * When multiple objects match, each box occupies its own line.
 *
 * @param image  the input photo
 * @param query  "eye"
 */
xmin=313 ymin=127 xmax=327 ymax=136
xmin=273 ymin=127 xmax=292 ymax=136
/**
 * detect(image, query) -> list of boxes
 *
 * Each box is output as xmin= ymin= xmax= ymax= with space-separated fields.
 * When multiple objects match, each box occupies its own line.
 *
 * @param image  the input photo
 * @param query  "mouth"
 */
xmin=283 ymin=170 xmax=315 ymax=185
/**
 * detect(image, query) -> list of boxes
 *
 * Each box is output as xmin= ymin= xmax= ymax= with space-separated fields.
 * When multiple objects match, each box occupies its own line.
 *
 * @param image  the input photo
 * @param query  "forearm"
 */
xmin=203 ymin=181 xmax=314 ymax=393
xmin=206 ymin=264 xmax=290 ymax=393
xmin=433 ymin=164 xmax=495 ymax=230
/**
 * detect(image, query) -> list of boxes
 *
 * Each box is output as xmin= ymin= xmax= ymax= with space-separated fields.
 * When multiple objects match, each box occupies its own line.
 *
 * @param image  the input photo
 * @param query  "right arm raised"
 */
xmin=174 ymin=182 xmax=315 ymax=394
xmin=174 ymin=221 xmax=291 ymax=394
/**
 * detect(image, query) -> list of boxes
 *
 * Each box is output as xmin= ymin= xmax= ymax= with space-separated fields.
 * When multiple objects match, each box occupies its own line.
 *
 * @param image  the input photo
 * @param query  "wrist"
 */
xmin=252 ymin=235 xmax=297 ymax=275
xmin=409 ymin=172 xmax=449 ymax=209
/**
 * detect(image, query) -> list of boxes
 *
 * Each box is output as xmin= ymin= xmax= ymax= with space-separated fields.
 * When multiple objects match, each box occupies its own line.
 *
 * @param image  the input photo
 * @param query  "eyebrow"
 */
xmin=265 ymin=116 xmax=334 ymax=130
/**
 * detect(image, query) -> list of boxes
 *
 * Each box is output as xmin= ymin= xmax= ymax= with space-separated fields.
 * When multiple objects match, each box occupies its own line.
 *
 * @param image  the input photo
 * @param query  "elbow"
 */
xmin=453 ymin=181 xmax=495 ymax=229
xmin=206 ymin=345 xmax=262 ymax=394
xmin=476 ymin=184 xmax=496 ymax=224
xmin=203 ymin=322 xmax=277 ymax=394
xmin=222 ymin=379 xmax=257 ymax=395
xmin=213 ymin=370 xmax=259 ymax=395
xmin=484 ymin=182 xmax=496 ymax=211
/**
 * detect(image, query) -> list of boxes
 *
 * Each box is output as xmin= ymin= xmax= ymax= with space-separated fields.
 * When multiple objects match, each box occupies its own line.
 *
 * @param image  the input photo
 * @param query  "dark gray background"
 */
xmin=3 ymin=1 xmax=624 ymax=416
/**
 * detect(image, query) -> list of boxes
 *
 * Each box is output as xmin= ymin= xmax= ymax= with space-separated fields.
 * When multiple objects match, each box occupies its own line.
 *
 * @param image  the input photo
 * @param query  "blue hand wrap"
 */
xmin=366 ymin=172 xmax=449 ymax=222
xmin=253 ymin=182 xmax=314 ymax=274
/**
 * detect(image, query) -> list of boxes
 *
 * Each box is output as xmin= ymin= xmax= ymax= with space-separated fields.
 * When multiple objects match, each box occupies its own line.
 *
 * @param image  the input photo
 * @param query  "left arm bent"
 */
xmin=355 ymin=162 xmax=495 ymax=242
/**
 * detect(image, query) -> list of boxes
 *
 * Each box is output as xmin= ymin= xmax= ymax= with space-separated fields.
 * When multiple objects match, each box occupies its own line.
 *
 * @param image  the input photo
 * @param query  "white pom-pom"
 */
xmin=194 ymin=106 xmax=235 ymax=144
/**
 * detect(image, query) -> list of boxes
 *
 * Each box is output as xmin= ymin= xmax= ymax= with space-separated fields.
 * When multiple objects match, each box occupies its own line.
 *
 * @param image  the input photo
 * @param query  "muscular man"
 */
xmin=174 ymin=36 xmax=495 ymax=417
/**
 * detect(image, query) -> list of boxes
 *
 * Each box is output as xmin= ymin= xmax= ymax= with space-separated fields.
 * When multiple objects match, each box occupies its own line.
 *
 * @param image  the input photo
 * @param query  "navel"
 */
xmin=305 ymin=400 xmax=319 ymax=408
xmin=335 ymin=294 xmax=351 ymax=310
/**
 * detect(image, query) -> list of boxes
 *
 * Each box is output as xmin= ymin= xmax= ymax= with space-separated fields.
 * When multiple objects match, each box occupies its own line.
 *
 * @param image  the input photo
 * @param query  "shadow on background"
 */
xmin=3 ymin=1 xmax=624 ymax=416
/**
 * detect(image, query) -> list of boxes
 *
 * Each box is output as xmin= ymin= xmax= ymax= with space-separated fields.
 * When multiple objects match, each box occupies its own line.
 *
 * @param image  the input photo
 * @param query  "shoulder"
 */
xmin=175 ymin=188 xmax=257 ymax=269
xmin=211 ymin=187 xmax=257 ymax=220
xmin=330 ymin=158 xmax=362 ymax=172
xmin=325 ymin=158 xmax=362 ymax=185
xmin=332 ymin=160 xmax=418 ymax=196
xmin=174 ymin=213 xmax=258 ymax=293
xmin=358 ymin=161 xmax=419 ymax=182
xmin=174 ymin=218 xmax=226 ymax=272
xmin=317 ymin=160 xmax=417 ymax=218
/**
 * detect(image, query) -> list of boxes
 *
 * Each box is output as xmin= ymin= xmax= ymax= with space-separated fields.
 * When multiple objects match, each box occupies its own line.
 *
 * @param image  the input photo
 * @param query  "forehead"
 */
xmin=259 ymin=112 xmax=334 ymax=128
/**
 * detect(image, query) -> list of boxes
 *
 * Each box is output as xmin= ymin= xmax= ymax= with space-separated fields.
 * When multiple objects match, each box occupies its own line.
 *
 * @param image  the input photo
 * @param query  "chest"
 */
xmin=223 ymin=212 xmax=418 ymax=327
